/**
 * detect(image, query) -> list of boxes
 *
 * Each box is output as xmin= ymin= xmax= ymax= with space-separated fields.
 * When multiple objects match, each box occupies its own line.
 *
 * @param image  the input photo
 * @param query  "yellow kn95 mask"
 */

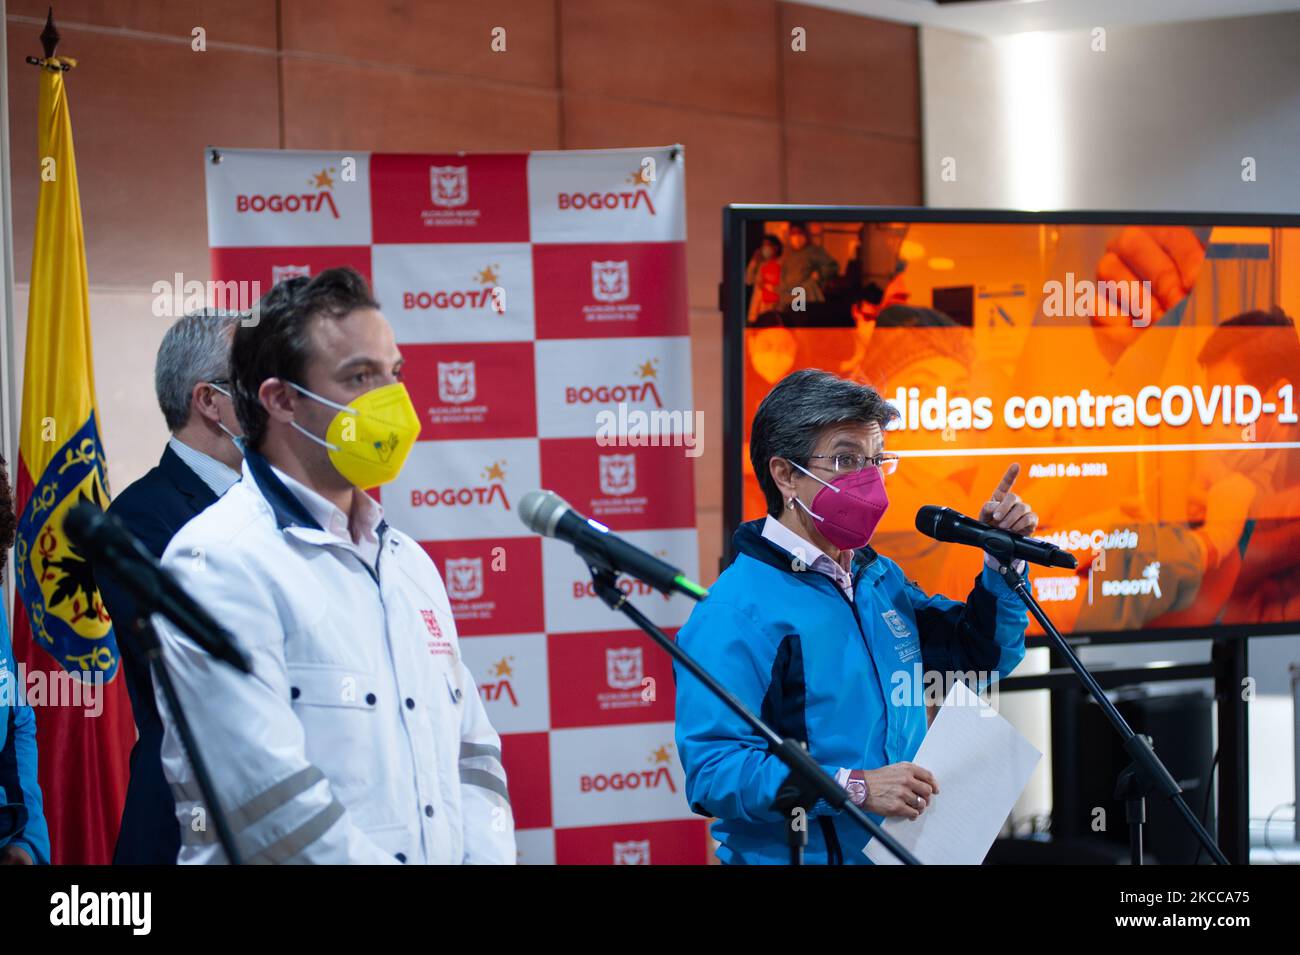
xmin=289 ymin=380 xmax=421 ymax=489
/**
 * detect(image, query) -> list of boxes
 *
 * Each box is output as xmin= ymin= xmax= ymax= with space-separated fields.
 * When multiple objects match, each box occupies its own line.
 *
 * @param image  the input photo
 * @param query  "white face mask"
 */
xmin=207 ymin=382 xmax=245 ymax=455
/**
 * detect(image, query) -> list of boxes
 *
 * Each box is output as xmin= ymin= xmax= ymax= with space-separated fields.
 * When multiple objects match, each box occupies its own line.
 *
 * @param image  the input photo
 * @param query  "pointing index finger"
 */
xmin=993 ymin=463 xmax=1020 ymax=500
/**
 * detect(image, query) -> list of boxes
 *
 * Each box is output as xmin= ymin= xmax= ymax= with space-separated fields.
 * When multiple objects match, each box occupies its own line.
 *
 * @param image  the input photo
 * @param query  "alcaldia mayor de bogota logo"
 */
xmin=428 ymin=361 xmax=495 ymax=428
xmin=438 ymin=361 xmax=476 ymax=405
xmin=591 ymin=260 xmax=629 ymax=302
xmin=423 ymin=164 xmax=484 ymax=228
xmin=613 ymin=840 xmax=650 ymax=865
xmin=431 ymin=165 xmax=469 ymax=207
xmin=445 ymin=556 xmax=484 ymax=600
xmin=590 ymin=453 xmax=649 ymax=520
xmin=584 ymin=259 xmax=643 ymax=324
xmin=594 ymin=646 xmax=657 ymax=712
xmin=598 ymin=453 xmax=636 ymax=496
xmin=443 ymin=556 xmax=501 ymax=624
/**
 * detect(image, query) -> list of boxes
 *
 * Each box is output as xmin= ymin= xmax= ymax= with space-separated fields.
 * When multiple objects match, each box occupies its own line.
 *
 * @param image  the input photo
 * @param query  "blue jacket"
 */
xmin=0 ymin=599 xmax=50 ymax=864
xmin=673 ymin=520 xmax=1028 ymax=865
xmin=92 ymin=444 xmax=219 ymax=865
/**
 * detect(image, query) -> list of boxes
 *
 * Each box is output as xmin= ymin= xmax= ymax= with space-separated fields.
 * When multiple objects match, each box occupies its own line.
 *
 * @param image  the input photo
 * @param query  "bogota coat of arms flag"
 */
xmin=11 ymin=56 xmax=133 ymax=865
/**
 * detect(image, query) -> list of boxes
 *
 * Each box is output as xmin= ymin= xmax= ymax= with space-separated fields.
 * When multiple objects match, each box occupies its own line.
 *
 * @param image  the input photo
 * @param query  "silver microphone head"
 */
xmin=518 ymin=489 xmax=571 ymax=539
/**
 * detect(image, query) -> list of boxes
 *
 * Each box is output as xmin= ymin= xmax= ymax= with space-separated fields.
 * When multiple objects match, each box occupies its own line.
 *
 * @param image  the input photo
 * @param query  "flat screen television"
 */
xmin=722 ymin=206 xmax=1300 ymax=640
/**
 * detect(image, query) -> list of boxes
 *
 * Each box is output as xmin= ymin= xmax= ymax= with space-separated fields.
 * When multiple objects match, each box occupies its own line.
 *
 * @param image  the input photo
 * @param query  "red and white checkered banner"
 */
xmin=204 ymin=145 xmax=706 ymax=864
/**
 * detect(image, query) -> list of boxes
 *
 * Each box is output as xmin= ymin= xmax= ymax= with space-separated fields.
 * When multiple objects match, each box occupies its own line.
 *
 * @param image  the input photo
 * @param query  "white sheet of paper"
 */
xmin=865 ymin=680 xmax=1041 ymax=865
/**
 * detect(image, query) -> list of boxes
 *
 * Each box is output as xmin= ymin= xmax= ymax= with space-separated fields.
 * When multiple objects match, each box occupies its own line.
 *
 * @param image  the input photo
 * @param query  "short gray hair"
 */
xmin=749 ymin=369 xmax=899 ymax=516
xmin=155 ymin=310 xmax=240 ymax=432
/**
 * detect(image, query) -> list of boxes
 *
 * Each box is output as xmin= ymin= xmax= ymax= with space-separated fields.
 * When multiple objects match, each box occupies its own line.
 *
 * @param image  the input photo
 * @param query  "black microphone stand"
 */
xmin=579 ymin=550 xmax=920 ymax=866
xmin=116 ymin=613 xmax=244 ymax=865
xmin=986 ymin=539 xmax=1229 ymax=865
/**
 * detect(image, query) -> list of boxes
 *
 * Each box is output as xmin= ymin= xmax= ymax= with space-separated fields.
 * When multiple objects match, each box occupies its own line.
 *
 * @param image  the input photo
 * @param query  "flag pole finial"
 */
xmin=26 ymin=7 xmax=71 ymax=70
xmin=40 ymin=7 xmax=60 ymax=60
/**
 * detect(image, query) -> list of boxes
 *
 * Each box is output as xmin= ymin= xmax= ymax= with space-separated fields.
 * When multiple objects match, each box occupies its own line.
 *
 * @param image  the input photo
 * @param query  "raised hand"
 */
xmin=978 ymin=463 xmax=1037 ymax=535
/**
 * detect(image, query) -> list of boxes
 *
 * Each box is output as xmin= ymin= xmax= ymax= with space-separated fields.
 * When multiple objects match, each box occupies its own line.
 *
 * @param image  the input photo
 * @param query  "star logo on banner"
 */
xmin=482 ymin=461 xmax=506 ymax=481
xmin=650 ymin=745 xmax=673 ymax=765
xmin=490 ymin=657 xmax=514 ymax=678
xmin=310 ymin=167 xmax=335 ymax=190
xmin=476 ymin=264 xmax=500 ymax=286
xmin=636 ymin=359 xmax=658 ymax=379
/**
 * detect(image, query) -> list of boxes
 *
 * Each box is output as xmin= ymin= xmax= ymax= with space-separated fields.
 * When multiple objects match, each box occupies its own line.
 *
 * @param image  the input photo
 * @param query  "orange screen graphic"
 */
xmin=740 ymin=221 xmax=1300 ymax=634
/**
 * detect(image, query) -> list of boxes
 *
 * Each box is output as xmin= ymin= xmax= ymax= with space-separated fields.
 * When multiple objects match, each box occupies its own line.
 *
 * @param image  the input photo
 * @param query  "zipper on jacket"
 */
xmin=785 ymin=559 xmax=887 ymax=862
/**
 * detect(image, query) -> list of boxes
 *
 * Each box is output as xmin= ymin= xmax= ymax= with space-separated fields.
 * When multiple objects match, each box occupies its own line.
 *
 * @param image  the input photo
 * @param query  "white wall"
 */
xmin=922 ymin=12 xmax=1300 ymax=211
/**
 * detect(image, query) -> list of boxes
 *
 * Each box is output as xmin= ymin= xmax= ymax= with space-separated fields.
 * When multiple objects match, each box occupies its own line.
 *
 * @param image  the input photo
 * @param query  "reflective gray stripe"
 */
xmin=248 ymin=798 xmax=346 ymax=865
xmin=174 ymin=766 xmax=325 ymax=847
xmin=460 ymin=767 xmax=511 ymax=804
xmin=460 ymin=753 xmax=505 ymax=778
xmin=229 ymin=766 xmax=325 ymax=831
xmin=460 ymin=741 xmax=501 ymax=763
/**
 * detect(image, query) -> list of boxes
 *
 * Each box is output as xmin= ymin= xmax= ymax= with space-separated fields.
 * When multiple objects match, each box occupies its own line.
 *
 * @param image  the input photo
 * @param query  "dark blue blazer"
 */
xmin=94 ymin=444 xmax=221 ymax=865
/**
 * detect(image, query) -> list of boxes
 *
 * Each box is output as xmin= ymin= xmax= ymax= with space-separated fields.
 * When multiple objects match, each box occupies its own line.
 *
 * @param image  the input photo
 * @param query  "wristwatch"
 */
xmin=845 ymin=772 xmax=868 ymax=807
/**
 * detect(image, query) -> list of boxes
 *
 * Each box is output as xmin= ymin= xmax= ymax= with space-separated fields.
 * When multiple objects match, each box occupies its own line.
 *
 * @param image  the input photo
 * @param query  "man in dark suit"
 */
xmin=95 ymin=310 xmax=243 ymax=864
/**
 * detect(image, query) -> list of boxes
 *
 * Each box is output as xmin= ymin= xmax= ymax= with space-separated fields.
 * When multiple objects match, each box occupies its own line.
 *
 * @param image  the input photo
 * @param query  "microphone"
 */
xmin=518 ymin=490 xmax=708 ymax=601
xmin=914 ymin=505 xmax=1077 ymax=570
xmin=64 ymin=503 xmax=252 ymax=673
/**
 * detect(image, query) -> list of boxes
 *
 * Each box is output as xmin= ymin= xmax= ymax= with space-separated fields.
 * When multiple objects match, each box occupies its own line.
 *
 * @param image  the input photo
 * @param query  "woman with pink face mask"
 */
xmin=673 ymin=369 xmax=1037 ymax=865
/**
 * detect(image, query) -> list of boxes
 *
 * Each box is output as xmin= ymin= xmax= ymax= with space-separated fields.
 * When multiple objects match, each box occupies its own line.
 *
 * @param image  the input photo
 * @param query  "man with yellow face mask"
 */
xmin=150 ymin=268 xmax=515 ymax=864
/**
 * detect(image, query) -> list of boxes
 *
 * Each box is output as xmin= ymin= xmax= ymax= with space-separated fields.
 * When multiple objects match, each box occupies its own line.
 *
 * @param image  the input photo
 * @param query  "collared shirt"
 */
xmin=760 ymin=515 xmax=855 ymax=601
xmin=168 ymin=436 xmax=240 ymax=498
xmin=270 ymin=465 xmax=385 ymax=568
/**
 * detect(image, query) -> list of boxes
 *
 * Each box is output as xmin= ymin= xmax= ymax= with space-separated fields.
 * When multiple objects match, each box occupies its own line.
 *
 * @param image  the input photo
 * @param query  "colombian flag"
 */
xmin=11 ymin=57 xmax=132 ymax=864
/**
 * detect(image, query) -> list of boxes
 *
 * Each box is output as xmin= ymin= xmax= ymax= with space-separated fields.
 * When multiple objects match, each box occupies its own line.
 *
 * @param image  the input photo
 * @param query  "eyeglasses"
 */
xmin=806 ymin=452 xmax=899 ymax=476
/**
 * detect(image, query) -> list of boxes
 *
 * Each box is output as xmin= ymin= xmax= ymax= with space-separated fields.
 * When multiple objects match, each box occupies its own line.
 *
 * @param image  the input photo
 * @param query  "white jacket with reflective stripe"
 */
xmin=153 ymin=450 xmax=516 ymax=864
